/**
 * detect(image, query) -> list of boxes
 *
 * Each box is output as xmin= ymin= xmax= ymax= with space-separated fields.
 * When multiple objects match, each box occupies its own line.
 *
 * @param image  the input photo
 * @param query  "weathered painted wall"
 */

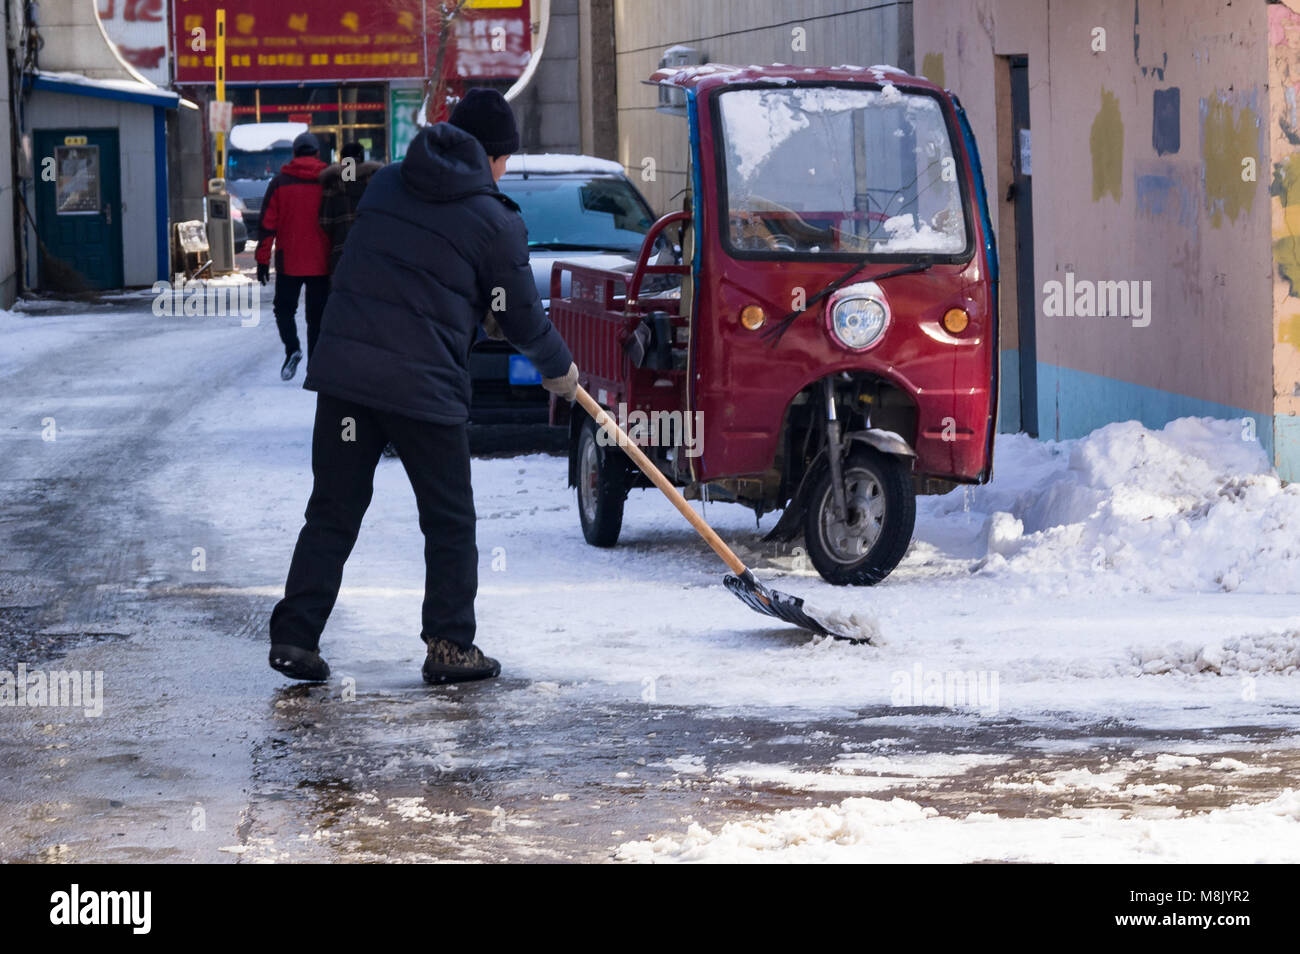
xmin=916 ymin=0 xmax=1281 ymax=470
xmin=613 ymin=0 xmax=914 ymax=213
xmin=1269 ymin=3 xmax=1300 ymax=479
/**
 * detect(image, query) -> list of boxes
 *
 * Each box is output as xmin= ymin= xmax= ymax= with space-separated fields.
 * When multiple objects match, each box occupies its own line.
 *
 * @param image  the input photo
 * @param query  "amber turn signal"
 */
xmin=942 ymin=308 xmax=970 ymax=334
xmin=740 ymin=304 xmax=766 ymax=330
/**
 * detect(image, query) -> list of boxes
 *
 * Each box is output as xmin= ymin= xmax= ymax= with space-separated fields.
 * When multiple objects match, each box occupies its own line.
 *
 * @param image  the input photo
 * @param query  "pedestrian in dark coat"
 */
xmin=255 ymin=131 xmax=331 ymax=380
xmin=318 ymin=141 xmax=382 ymax=272
xmin=268 ymin=89 xmax=580 ymax=685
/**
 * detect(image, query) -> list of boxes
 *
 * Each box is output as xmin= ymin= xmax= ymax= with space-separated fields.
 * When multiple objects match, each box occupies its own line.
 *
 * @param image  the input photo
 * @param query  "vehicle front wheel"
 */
xmin=804 ymin=447 xmax=915 ymax=585
xmin=576 ymin=415 xmax=628 ymax=547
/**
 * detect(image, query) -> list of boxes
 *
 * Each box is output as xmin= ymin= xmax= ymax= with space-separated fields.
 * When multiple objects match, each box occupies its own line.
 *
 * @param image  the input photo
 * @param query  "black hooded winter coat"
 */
xmin=304 ymin=123 xmax=573 ymax=424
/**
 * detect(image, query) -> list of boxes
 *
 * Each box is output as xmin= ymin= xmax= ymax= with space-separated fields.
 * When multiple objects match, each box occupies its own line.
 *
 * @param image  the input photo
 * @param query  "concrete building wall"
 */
xmin=614 ymin=0 xmax=914 ymax=213
xmin=915 ymin=0 xmax=1290 ymax=474
xmin=39 ymin=0 xmax=157 ymax=85
xmin=513 ymin=0 xmax=583 ymax=154
xmin=22 ymin=91 xmax=161 ymax=287
xmin=168 ymin=102 xmax=206 ymax=226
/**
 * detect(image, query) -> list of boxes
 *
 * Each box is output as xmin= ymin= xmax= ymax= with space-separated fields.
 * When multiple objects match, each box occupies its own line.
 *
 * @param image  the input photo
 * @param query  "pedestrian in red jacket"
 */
xmin=255 ymin=132 xmax=331 ymax=381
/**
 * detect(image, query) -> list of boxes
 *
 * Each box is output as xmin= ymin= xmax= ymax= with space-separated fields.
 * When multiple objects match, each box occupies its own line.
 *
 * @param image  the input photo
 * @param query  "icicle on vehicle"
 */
xmin=550 ymin=65 xmax=999 ymax=640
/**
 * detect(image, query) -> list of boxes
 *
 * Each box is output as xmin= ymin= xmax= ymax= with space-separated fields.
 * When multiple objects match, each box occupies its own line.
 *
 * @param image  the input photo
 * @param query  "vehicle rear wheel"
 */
xmin=804 ymin=447 xmax=915 ymax=585
xmin=576 ymin=415 xmax=628 ymax=547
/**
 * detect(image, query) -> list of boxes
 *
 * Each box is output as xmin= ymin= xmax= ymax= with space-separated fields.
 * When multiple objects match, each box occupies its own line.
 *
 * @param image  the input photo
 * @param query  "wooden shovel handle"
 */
xmin=574 ymin=385 xmax=749 ymax=577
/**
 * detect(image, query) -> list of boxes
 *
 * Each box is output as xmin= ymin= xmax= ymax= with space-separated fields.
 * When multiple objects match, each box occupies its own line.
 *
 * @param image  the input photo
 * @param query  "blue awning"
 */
xmin=26 ymin=71 xmax=180 ymax=109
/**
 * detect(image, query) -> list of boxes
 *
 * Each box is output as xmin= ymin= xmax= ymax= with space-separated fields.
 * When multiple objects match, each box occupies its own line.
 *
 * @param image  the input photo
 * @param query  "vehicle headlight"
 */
xmin=829 ymin=296 xmax=888 ymax=350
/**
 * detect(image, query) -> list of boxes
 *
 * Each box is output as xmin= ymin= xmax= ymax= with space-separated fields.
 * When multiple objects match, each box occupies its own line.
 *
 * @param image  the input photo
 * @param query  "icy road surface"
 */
xmin=0 ymin=295 xmax=1298 ymax=863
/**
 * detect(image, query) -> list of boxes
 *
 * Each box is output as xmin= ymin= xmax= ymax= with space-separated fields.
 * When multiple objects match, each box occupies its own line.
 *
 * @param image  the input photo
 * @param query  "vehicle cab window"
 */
xmin=716 ymin=85 xmax=970 ymax=258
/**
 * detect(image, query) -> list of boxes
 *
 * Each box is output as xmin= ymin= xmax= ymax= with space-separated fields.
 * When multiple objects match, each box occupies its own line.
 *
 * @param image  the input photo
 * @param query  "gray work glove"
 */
xmin=481 ymin=312 xmax=506 ymax=341
xmin=542 ymin=362 xmax=580 ymax=402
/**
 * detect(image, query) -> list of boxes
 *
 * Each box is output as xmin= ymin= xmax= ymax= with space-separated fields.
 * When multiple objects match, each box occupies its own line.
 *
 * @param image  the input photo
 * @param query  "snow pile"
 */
xmin=918 ymin=417 xmax=1299 ymax=594
xmin=877 ymin=82 xmax=903 ymax=105
xmin=874 ymin=212 xmax=965 ymax=252
xmin=801 ymin=603 xmax=882 ymax=644
xmin=715 ymin=753 xmax=1005 ymax=794
xmin=1131 ymin=629 xmax=1300 ymax=675
xmin=618 ymin=797 xmax=933 ymax=863
xmin=617 ymin=790 xmax=1300 ymax=863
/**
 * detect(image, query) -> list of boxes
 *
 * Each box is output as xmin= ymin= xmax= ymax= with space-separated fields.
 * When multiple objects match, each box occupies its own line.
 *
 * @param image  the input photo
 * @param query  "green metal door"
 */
xmin=34 ymin=129 xmax=124 ymax=290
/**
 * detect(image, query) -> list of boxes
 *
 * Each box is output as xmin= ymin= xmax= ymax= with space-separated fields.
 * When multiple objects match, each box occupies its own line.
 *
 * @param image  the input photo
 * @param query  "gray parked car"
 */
xmin=470 ymin=154 xmax=672 ymax=424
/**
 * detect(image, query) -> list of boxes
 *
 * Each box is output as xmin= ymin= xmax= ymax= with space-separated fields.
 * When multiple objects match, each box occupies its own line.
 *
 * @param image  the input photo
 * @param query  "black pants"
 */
xmin=272 ymin=273 xmax=329 ymax=359
xmin=270 ymin=393 xmax=478 ymax=651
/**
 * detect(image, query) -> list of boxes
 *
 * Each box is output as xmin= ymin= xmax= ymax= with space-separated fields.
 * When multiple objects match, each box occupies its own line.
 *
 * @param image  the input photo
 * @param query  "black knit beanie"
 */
xmin=292 ymin=132 xmax=320 ymax=157
xmin=449 ymin=88 xmax=520 ymax=157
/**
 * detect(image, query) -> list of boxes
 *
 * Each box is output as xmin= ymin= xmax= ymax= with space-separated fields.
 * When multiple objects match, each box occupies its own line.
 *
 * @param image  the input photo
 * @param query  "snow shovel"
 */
xmin=574 ymin=386 xmax=872 ymax=644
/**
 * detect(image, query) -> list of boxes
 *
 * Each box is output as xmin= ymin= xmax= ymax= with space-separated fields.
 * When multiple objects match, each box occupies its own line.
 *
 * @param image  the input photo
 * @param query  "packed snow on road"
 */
xmin=0 ymin=301 xmax=1297 ymax=863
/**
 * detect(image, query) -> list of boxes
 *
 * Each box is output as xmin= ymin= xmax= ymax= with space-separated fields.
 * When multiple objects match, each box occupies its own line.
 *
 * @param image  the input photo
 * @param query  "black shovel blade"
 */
xmin=723 ymin=571 xmax=873 ymax=644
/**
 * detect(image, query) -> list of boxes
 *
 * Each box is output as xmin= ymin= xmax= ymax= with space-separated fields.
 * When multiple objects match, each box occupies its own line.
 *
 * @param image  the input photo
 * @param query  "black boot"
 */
xmin=269 ymin=644 xmax=330 ymax=681
xmin=281 ymin=349 xmax=303 ymax=381
xmin=422 ymin=637 xmax=500 ymax=684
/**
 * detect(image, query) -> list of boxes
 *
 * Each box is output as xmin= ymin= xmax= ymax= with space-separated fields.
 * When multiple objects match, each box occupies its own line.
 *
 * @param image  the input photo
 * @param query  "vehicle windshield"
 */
xmin=717 ymin=85 xmax=969 ymax=257
xmin=227 ymin=148 xmax=294 ymax=182
xmin=502 ymin=176 xmax=656 ymax=253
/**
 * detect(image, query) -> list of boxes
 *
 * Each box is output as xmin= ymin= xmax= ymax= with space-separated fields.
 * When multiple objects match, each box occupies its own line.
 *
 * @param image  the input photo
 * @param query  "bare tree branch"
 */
xmin=425 ymin=0 xmax=475 ymax=124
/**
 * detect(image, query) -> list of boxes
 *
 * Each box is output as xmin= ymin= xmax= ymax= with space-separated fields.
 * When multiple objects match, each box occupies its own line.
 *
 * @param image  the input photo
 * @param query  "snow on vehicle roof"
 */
xmin=505 ymin=154 xmax=627 ymax=176
xmin=648 ymin=62 xmax=742 ymax=87
xmin=228 ymin=122 xmax=309 ymax=152
xmin=648 ymin=62 xmax=932 ymax=92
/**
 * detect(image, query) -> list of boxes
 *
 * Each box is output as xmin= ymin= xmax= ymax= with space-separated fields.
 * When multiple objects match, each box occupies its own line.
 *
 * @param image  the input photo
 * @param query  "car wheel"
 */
xmin=576 ymin=415 xmax=628 ymax=547
xmin=804 ymin=447 xmax=915 ymax=585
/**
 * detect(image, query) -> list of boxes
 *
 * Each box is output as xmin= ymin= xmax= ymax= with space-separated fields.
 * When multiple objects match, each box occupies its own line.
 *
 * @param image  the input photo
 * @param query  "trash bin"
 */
xmin=206 ymin=177 xmax=236 ymax=274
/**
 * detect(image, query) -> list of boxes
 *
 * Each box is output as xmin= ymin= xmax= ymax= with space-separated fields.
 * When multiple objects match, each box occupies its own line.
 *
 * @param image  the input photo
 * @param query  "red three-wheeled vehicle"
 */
xmin=549 ymin=64 xmax=999 ymax=586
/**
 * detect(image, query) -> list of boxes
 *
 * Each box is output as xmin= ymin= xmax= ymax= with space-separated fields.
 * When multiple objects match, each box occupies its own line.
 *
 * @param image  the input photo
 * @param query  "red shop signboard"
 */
xmin=172 ymin=0 xmax=531 ymax=85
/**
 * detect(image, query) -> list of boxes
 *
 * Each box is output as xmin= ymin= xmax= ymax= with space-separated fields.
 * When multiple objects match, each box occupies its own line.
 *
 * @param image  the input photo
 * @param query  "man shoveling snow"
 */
xmin=267 ymin=89 xmax=580 ymax=685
